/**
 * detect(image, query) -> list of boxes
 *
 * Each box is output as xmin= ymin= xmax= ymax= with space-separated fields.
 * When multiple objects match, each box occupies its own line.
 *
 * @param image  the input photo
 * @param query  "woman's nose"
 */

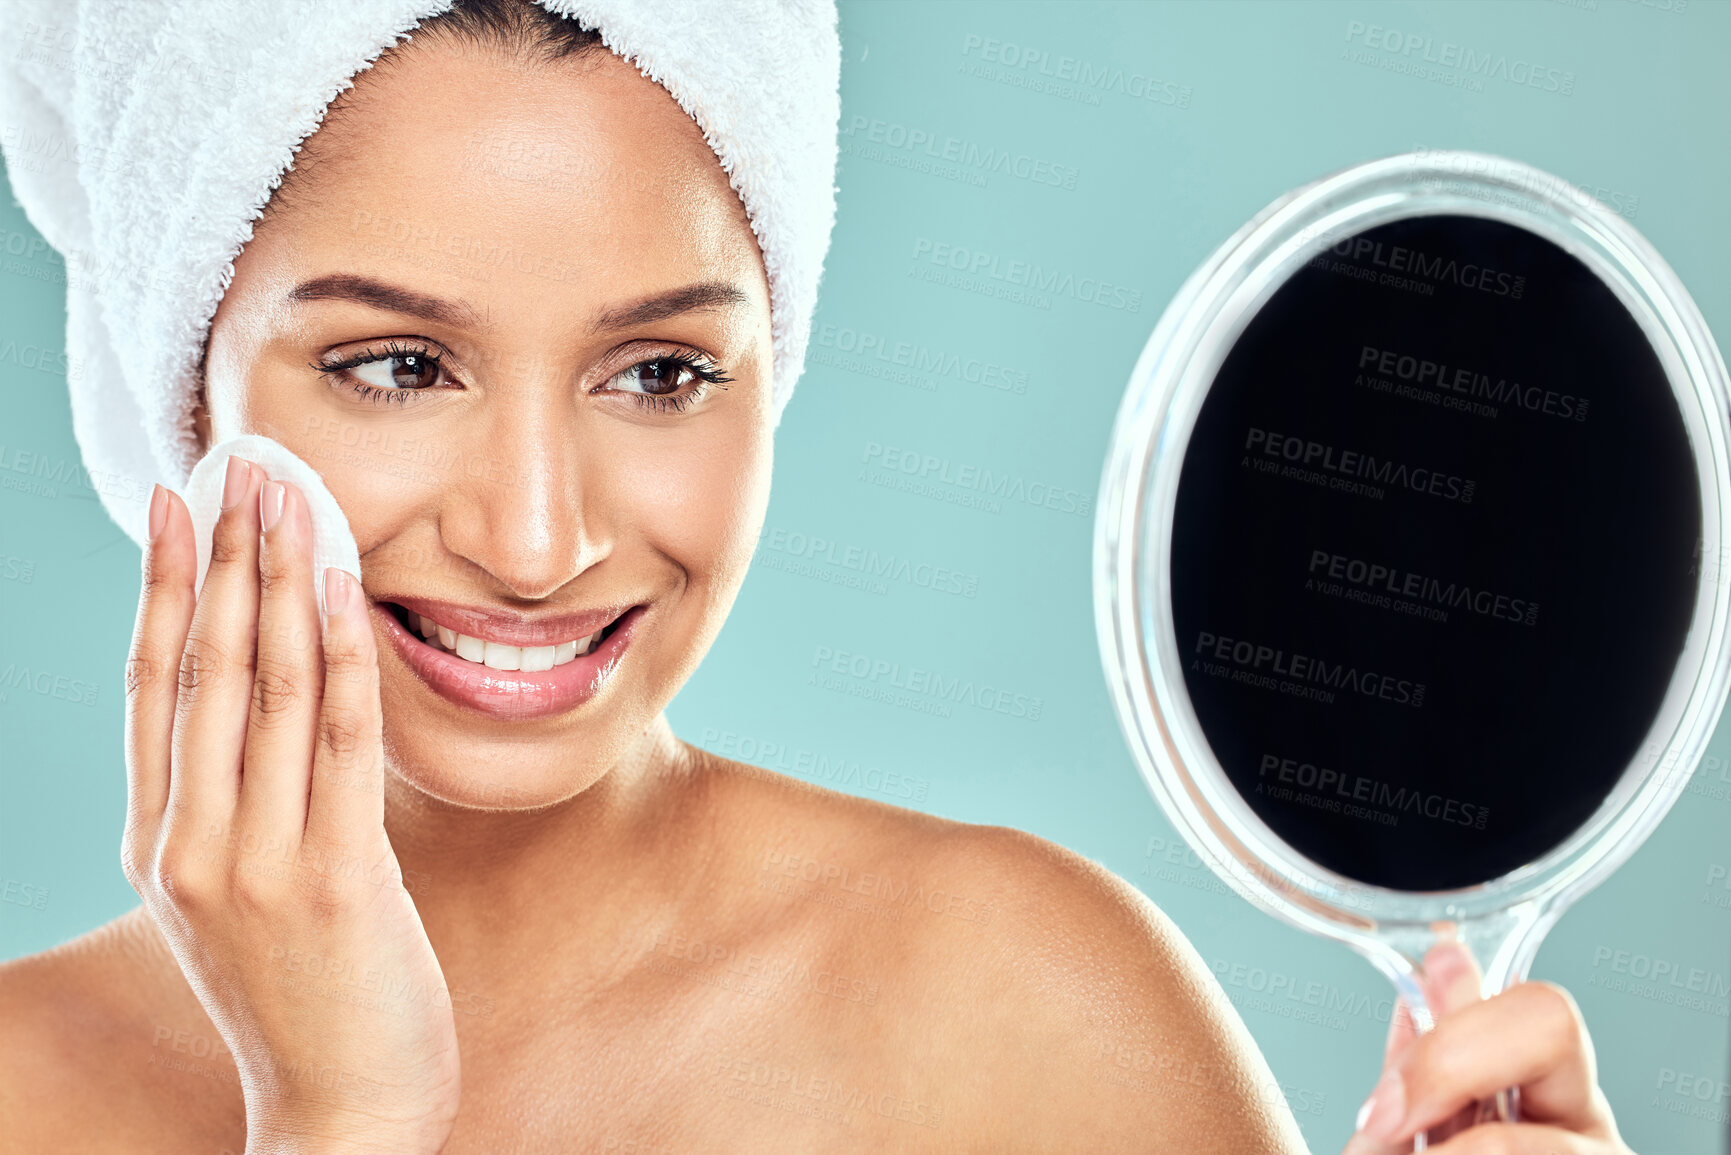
xmin=435 ymin=408 xmax=608 ymax=601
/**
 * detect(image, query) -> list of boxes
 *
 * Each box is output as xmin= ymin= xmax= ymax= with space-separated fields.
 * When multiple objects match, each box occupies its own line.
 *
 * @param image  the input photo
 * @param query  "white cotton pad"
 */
xmin=183 ymin=435 xmax=363 ymax=627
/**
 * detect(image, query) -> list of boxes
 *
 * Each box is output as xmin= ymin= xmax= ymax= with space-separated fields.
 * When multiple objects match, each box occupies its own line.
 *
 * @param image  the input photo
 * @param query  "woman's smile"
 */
xmin=375 ymin=597 xmax=648 ymax=720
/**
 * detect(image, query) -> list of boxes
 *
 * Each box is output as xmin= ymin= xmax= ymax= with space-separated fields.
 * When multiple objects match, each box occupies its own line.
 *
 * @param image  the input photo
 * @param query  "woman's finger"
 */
xmin=165 ymin=456 xmax=264 ymax=843
xmin=1347 ymin=938 xmax=1489 ymax=1155
xmin=1360 ymin=981 xmax=1614 ymax=1145
xmin=121 ymin=485 xmax=197 ymax=876
xmin=1412 ymin=939 xmax=1491 ymax=1143
xmin=1383 ymin=935 xmax=1486 ymax=1064
xmin=234 ymin=481 xmax=323 ymax=851
xmin=303 ymin=567 xmax=386 ymax=850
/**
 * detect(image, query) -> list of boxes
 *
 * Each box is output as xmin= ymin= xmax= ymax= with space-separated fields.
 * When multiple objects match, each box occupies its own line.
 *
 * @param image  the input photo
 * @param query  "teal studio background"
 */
xmin=3 ymin=1 xmax=1728 ymax=1151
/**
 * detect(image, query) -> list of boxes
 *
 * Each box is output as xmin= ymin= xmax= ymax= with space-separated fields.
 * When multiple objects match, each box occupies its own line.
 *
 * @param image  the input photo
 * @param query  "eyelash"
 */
xmin=311 ymin=341 xmax=734 ymax=413
xmin=611 ymin=346 xmax=734 ymax=414
xmin=314 ymin=340 xmax=437 ymax=407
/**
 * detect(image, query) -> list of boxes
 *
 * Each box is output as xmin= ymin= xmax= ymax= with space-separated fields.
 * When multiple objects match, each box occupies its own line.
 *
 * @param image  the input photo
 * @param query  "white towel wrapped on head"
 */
xmin=0 ymin=0 xmax=841 ymax=548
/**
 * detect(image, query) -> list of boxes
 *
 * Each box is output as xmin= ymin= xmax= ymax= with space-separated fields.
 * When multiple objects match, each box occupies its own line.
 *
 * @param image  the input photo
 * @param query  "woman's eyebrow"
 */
xmin=287 ymin=274 xmax=481 ymax=328
xmin=285 ymin=276 xmax=750 ymax=333
xmin=589 ymin=282 xmax=751 ymax=332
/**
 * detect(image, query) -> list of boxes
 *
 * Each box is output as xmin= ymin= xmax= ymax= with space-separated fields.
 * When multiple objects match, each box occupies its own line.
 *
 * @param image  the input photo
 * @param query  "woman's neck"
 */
xmin=378 ymin=712 xmax=701 ymax=981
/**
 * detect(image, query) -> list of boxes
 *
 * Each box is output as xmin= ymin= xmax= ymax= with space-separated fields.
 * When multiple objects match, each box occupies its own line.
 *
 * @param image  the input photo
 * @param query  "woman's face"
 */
xmin=200 ymin=38 xmax=775 ymax=808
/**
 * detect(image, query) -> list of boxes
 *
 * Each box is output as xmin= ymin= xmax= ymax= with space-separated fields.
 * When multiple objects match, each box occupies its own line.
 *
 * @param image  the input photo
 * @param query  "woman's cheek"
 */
xmin=624 ymin=423 xmax=769 ymax=596
xmin=235 ymin=362 xmax=460 ymax=539
xmin=291 ymin=418 xmax=465 ymax=500
xmin=281 ymin=435 xmax=445 ymax=574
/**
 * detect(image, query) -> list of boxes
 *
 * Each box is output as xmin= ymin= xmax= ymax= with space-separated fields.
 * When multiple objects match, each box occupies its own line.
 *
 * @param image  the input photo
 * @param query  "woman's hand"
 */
xmin=1344 ymin=937 xmax=1632 ymax=1154
xmin=123 ymin=457 xmax=460 ymax=1155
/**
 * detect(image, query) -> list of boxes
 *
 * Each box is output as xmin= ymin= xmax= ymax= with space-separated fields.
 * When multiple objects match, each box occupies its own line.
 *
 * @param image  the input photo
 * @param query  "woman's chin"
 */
xmin=380 ymin=729 xmax=614 ymax=813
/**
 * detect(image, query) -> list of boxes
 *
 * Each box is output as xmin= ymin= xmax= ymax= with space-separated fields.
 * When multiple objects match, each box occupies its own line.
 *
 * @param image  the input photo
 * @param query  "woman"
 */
xmin=0 ymin=2 xmax=1636 ymax=1151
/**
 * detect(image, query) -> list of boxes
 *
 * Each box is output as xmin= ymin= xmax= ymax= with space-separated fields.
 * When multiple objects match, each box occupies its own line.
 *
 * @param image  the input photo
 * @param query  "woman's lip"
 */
xmin=375 ymin=601 xmax=645 ymax=721
xmin=388 ymin=595 xmax=633 ymax=648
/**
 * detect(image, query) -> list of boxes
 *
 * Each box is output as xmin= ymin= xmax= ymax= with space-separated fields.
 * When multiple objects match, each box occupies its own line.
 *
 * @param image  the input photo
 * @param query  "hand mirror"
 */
xmin=1093 ymin=151 xmax=1731 ymax=1144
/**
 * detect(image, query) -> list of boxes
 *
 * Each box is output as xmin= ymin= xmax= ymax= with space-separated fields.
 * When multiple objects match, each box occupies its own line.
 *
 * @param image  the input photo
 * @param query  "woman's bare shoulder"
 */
xmin=0 ymin=907 xmax=245 ymax=1154
xmin=959 ymin=835 xmax=1309 ymax=1151
xmin=701 ymin=744 xmax=1186 ymax=944
xmin=705 ymin=752 xmax=1310 ymax=1152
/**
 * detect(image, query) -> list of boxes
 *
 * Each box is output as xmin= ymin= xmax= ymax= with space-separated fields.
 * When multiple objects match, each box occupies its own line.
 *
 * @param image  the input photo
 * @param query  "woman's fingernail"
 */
xmin=221 ymin=455 xmax=250 ymax=510
xmin=1427 ymin=942 xmax=1469 ymax=988
xmin=259 ymin=480 xmax=285 ymax=533
xmin=1358 ymin=1068 xmax=1407 ymax=1140
xmin=1429 ymin=940 xmax=1463 ymax=972
xmin=1427 ymin=939 xmax=1483 ymax=1014
xmin=323 ymin=568 xmax=354 ymax=616
xmin=147 ymin=484 xmax=168 ymax=541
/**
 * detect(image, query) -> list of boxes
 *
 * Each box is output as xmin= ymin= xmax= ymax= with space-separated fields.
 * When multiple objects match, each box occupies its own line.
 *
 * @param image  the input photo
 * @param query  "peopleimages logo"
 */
xmin=957 ymin=34 xmax=1192 ymax=108
xmin=1408 ymin=147 xmax=1641 ymax=224
xmin=1358 ymin=346 xmax=1586 ymax=422
xmin=811 ymin=644 xmax=1045 ymax=722
xmin=1331 ymin=236 xmax=1526 ymax=299
xmin=1589 ymin=945 xmax=1730 ymax=1009
xmin=1209 ymin=957 xmax=1397 ymax=1032
xmin=1308 ymin=548 xmax=1540 ymax=628
xmin=813 ymin=323 xmax=1030 ymax=396
xmin=1653 ymin=1068 xmax=1730 ymax=1122
xmin=699 ymin=728 xmax=932 ymax=803
xmin=0 ymin=338 xmax=74 ymax=378
xmin=1244 ymin=427 xmax=1476 ymax=505
xmin=860 ymin=441 xmax=1092 ymax=518
xmin=0 ymin=662 xmax=99 ymax=709
xmin=841 ymin=115 xmax=1080 ymax=190
xmin=1259 ymin=753 xmax=1490 ymax=830
xmin=1194 ymin=629 xmax=1427 ymax=709
xmin=1343 ymin=20 xmax=1576 ymax=96
xmin=0 ymin=442 xmax=146 ymax=506
xmin=758 ymin=526 xmax=980 ymax=599
xmin=909 ymin=237 xmax=1143 ymax=313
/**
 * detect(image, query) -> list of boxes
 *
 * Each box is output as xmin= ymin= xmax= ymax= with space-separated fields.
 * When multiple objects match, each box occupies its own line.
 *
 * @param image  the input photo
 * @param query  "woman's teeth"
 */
xmin=412 ymin=613 xmax=603 ymax=671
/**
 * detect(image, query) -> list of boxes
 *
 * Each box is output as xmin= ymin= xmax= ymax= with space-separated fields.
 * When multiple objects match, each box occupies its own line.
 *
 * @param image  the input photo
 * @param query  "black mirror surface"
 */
xmin=1170 ymin=214 xmax=1701 ymax=892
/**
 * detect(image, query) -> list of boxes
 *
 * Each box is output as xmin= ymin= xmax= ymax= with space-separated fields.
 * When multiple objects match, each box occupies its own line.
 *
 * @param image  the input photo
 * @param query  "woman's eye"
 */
xmin=611 ymin=358 xmax=693 ymax=396
xmin=349 ymin=352 xmax=442 ymax=391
